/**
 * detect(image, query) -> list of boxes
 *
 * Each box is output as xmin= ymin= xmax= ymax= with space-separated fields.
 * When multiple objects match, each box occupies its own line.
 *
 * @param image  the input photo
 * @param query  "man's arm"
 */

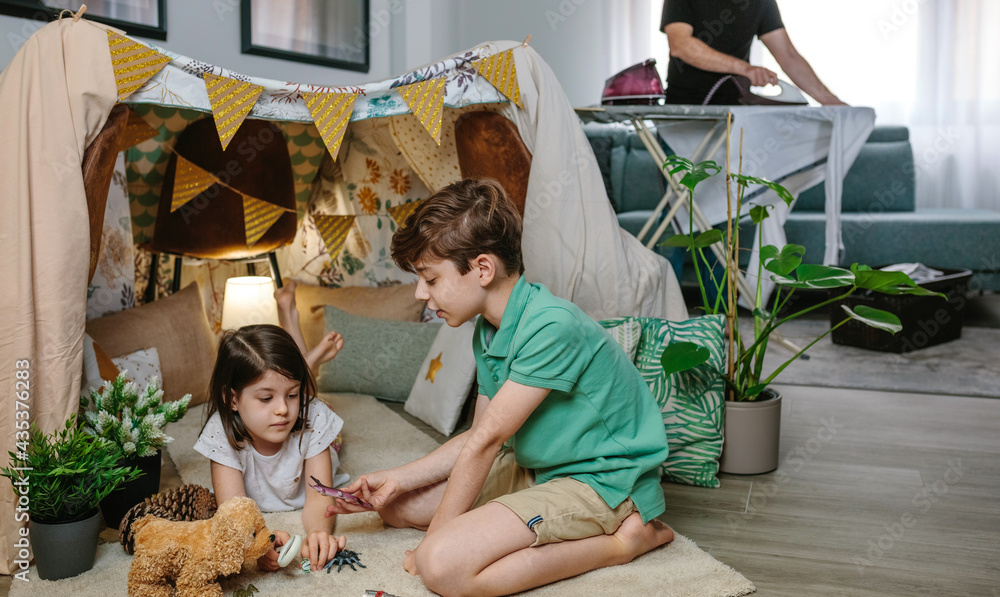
xmin=664 ymin=22 xmax=778 ymax=87
xmin=760 ymin=28 xmax=845 ymax=106
xmin=424 ymin=381 xmax=550 ymax=535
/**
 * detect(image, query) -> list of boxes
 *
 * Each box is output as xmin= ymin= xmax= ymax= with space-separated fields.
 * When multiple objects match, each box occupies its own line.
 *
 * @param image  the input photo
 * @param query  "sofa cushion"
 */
xmin=796 ymin=140 xmax=915 ymax=213
xmin=867 ymin=125 xmax=909 ymax=143
xmin=86 ymin=282 xmax=215 ymax=405
xmin=294 ymin=283 xmax=425 ymax=351
xmin=785 ymin=208 xmax=1000 ymax=274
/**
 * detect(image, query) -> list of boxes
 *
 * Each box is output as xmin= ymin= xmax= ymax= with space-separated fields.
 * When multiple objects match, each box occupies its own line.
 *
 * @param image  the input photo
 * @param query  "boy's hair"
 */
xmin=206 ymin=324 xmax=316 ymax=451
xmin=391 ymin=178 xmax=524 ymax=276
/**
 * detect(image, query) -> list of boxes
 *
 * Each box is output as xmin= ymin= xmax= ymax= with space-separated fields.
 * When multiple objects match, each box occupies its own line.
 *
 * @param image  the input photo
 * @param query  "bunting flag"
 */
xmin=396 ymin=78 xmax=447 ymax=144
xmin=203 ymin=73 xmax=265 ymax=151
xmin=302 ymin=92 xmax=357 ymax=161
xmin=107 ymin=31 xmax=172 ymax=101
xmin=472 ymin=49 xmax=522 ymax=108
xmin=170 ymin=155 xmax=218 ymax=212
xmin=387 ymin=199 xmax=426 ymax=229
xmin=242 ymin=195 xmax=290 ymax=247
xmin=314 ymin=215 xmax=356 ymax=260
xmin=117 ymin=108 xmax=160 ymax=152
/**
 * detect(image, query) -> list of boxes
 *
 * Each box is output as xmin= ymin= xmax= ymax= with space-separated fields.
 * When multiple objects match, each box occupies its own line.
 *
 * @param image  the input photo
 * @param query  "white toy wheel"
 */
xmin=277 ymin=534 xmax=303 ymax=567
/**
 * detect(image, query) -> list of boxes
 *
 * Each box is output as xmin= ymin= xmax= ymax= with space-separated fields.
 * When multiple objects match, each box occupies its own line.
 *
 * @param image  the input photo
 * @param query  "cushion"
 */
xmin=600 ymin=318 xmax=641 ymax=362
xmin=294 ymin=283 xmax=425 ymax=351
xmin=111 ymin=347 xmax=163 ymax=394
xmin=600 ymin=314 xmax=726 ymax=488
xmin=81 ymin=334 xmax=121 ymax=398
xmin=317 ymin=305 xmax=441 ymax=402
xmin=404 ymin=318 xmax=478 ymax=436
xmin=85 ymin=282 xmax=216 ymax=405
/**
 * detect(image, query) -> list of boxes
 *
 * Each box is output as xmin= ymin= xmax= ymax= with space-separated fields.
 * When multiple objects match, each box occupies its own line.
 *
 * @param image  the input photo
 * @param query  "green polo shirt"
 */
xmin=474 ymin=276 xmax=669 ymax=524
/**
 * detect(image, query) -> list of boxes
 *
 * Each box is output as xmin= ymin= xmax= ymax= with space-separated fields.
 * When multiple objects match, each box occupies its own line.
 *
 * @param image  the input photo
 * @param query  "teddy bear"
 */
xmin=127 ymin=496 xmax=274 ymax=597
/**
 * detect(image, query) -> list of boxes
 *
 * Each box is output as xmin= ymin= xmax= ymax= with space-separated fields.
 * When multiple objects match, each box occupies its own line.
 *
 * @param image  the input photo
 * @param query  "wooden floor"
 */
xmin=4 ymin=385 xmax=997 ymax=596
xmin=662 ymin=383 xmax=1000 ymax=597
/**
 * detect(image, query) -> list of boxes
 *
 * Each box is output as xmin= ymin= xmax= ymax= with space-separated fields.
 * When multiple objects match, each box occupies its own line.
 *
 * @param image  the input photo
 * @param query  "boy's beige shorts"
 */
xmin=471 ymin=449 xmax=637 ymax=547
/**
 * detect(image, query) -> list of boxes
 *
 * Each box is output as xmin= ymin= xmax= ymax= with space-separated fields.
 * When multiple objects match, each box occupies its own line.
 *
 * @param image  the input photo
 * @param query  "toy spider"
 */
xmin=300 ymin=549 xmax=366 ymax=573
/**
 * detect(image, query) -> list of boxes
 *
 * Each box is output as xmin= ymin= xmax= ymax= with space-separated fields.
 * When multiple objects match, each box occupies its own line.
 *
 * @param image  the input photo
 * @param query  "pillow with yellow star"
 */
xmin=404 ymin=318 xmax=478 ymax=436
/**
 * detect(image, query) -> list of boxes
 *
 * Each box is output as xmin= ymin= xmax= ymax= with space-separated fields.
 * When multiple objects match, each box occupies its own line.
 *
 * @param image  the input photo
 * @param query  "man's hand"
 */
xmin=257 ymin=529 xmax=290 ymax=572
xmin=743 ymin=65 xmax=779 ymax=87
xmin=325 ymin=471 xmax=404 ymax=517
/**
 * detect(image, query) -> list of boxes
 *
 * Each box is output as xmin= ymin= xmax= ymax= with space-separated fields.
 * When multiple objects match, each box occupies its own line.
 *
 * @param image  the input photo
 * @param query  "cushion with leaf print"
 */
xmin=600 ymin=314 xmax=725 ymax=488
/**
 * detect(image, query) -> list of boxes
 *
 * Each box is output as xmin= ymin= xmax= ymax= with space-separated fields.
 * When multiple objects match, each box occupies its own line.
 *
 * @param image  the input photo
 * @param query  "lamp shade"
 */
xmin=221 ymin=276 xmax=279 ymax=330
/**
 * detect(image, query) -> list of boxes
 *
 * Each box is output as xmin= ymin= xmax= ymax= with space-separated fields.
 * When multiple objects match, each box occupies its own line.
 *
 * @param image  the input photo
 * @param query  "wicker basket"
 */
xmin=831 ymin=267 xmax=972 ymax=353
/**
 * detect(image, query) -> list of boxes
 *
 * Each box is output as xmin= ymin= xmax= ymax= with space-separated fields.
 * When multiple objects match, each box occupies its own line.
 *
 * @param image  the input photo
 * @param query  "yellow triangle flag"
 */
xmin=472 ymin=49 xmax=522 ymax=108
xmin=242 ymin=195 xmax=288 ymax=247
xmin=107 ymin=31 xmax=172 ymax=101
xmin=387 ymin=199 xmax=426 ymax=229
xmin=313 ymin=215 xmax=356 ymax=260
xmin=203 ymin=73 xmax=265 ymax=151
xmin=118 ymin=108 xmax=160 ymax=152
xmin=302 ymin=92 xmax=357 ymax=161
xmin=396 ymin=78 xmax=447 ymax=145
xmin=170 ymin=155 xmax=218 ymax=212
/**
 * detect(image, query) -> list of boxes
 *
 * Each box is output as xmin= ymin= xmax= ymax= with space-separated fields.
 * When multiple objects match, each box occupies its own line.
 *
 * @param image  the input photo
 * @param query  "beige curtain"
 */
xmin=0 ymin=17 xmax=118 ymax=574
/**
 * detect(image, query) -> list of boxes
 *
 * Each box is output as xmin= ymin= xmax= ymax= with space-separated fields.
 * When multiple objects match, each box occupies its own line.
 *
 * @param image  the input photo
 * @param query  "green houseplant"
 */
xmin=658 ymin=136 xmax=941 ymax=473
xmin=80 ymin=372 xmax=191 ymax=527
xmin=1 ymin=415 xmax=141 ymax=580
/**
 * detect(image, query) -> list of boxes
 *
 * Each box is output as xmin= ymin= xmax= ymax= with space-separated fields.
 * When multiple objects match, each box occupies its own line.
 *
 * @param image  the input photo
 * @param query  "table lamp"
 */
xmin=221 ymin=276 xmax=280 ymax=330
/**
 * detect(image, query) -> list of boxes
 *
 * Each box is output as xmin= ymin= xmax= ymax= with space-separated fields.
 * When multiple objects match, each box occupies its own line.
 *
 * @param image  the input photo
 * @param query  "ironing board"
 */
xmin=576 ymin=103 xmax=875 ymax=301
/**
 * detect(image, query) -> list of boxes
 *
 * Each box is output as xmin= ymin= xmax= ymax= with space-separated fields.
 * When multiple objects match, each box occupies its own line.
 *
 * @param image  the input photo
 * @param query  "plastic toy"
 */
xmin=309 ymin=476 xmax=374 ymax=509
xmin=277 ymin=534 xmax=303 ymax=567
xmin=300 ymin=549 xmax=365 ymax=573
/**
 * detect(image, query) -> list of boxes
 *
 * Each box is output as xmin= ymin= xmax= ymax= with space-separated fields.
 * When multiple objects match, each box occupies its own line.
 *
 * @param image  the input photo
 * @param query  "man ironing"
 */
xmin=661 ymin=0 xmax=846 ymax=106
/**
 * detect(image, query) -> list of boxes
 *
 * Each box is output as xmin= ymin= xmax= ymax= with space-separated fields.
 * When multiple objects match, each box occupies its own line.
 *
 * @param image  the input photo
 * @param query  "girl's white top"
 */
xmin=194 ymin=402 xmax=346 ymax=512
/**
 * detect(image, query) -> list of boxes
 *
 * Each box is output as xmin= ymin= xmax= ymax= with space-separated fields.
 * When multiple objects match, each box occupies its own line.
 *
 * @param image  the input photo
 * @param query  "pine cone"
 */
xmin=119 ymin=484 xmax=217 ymax=554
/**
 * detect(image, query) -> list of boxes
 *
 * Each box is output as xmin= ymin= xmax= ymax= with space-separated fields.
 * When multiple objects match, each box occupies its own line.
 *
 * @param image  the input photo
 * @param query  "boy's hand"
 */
xmin=304 ymin=531 xmax=347 ymax=571
xmin=325 ymin=471 xmax=403 ymax=516
xmin=257 ymin=529 xmax=291 ymax=571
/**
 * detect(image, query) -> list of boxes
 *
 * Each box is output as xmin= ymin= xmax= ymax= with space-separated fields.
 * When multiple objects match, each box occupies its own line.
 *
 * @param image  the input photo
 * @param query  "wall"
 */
xmin=1 ymin=0 xmax=628 ymax=105
xmin=0 ymin=1 xmax=395 ymax=86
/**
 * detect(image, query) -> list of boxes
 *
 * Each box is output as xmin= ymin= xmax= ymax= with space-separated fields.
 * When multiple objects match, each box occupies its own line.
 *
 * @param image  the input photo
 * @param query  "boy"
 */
xmin=328 ymin=179 xmax=673 ymax=596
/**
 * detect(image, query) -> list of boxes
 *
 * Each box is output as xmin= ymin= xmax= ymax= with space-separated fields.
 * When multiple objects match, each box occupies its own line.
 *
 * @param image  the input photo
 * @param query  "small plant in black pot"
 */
xmin=1 ymin=415 xmax=141 ymax=580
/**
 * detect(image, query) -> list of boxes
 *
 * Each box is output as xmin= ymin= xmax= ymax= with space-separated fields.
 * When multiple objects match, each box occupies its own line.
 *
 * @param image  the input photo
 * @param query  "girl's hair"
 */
xmin=390 ymin=178 xmax=524 ymax=276
xmin=206 ymin=324 xmax=316 ymax=451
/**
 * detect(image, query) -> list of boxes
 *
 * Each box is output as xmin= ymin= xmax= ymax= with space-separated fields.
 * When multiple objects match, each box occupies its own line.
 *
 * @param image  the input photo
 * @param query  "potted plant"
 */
xmin=80 ymin=372 xmax=191 ymax=528
xmin=1 ymin=415 xmax=142 ymax=580
xmin=659 ymin=131 xmax=941 ymax=474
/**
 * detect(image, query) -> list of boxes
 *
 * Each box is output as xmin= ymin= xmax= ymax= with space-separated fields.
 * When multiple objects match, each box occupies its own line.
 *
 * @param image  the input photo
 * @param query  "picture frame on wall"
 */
xmin=0 ymin=0 xmax=167 ymax=40
xmin=240 ymin=0 xmax=370 ymax=73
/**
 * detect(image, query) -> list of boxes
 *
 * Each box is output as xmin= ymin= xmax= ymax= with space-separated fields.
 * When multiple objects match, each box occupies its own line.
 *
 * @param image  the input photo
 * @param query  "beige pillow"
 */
xmin=86 ymin=283 xmax=216 ymax=405
xmin=294 ymin=283 xmax=424 ymax=350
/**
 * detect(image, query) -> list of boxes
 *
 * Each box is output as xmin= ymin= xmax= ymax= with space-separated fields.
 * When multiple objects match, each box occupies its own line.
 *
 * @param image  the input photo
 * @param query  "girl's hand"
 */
xmin=303 ymin=531 xmax=347 ymax=571
xmin=257 ymin=529 xmax=291 ymax=571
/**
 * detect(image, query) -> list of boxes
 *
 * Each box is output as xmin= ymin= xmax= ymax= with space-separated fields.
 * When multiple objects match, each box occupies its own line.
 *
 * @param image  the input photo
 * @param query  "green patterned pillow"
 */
xmin=599 ymin=318 xmax=642 ymax=362
xmin=600 ymin=314 xmax=725 ymax=488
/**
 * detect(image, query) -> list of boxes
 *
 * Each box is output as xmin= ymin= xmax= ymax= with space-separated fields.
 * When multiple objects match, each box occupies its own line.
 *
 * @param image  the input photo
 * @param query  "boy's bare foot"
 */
xmin=612 ymin=512 xmax=674 ymax=565
xmin=306 ymin=331 xmax=344 ymax=372
xmin=274 ymin=279 xmax=299 ymax=327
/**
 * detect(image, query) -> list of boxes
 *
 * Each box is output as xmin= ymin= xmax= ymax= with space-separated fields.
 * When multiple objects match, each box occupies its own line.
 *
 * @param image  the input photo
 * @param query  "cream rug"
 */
xmin=14 ymin=394 xmax=754 ymax=597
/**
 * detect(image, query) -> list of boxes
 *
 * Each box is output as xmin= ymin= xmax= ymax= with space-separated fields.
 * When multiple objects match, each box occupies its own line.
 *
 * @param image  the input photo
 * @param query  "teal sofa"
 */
xmin=583 ymin=123 xmax=1000 ymax=291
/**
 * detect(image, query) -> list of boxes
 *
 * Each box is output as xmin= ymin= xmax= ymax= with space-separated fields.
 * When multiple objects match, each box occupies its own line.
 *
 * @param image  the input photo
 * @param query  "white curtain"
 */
xmin=750 ymin=0 xmax=998 ymax=212
xmin=604 ymin=0 xmax=662 ymax=79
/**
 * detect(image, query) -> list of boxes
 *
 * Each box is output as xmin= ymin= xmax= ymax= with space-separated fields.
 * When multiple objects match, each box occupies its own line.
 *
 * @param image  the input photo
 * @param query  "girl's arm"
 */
xmin=210 ymin=460 xmax=247 ymax=505
xmin=302 ymin=448 xmax=347 ymax=570
xmin=210 ymin=460 xmax=291 ymax=571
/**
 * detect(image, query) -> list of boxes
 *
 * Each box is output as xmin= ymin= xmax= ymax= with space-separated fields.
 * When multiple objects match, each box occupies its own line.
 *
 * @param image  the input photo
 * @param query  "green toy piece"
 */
xmin=233 ymin=583 xmax=258 ymax=597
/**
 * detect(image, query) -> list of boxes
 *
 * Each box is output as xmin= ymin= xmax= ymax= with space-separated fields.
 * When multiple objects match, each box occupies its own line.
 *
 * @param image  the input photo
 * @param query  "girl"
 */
xmin=194 ymin=323 xmax=349 ymax=572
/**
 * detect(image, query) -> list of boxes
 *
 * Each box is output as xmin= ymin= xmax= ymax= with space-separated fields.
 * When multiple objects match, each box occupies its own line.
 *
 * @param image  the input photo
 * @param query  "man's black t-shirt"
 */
xmin=660 ymin=0 xmax=784 ymax=104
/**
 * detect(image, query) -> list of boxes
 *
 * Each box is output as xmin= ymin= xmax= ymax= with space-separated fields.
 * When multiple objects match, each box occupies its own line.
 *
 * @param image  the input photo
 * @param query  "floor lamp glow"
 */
xmin=221 ymin=276 xmax=280 ymax=330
